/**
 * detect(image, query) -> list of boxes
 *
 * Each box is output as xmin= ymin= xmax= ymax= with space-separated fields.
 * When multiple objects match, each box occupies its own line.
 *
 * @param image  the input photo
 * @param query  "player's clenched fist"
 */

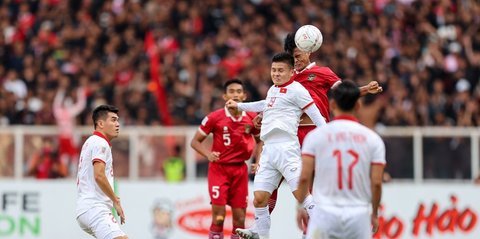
xmin=225 ymin=99 xmax=238 ymax=109
xmin=367 ymin=81 xmax=383 ymax=94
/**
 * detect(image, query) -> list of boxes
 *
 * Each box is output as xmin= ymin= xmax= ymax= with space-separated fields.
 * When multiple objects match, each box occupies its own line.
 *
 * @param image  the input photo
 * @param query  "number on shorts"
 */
xmin=212 ymin=186 xmax=220 ymax=199
xmin=333 ymin=149 xmax=359 ymax=190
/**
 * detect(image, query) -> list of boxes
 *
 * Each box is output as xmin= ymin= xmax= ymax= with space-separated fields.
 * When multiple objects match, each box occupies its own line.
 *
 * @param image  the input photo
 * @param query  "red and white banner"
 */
xmin=0 ymin=181 xmax=478 ymax=239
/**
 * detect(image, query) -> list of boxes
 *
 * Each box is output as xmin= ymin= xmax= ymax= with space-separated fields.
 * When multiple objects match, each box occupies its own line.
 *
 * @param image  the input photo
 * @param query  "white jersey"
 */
xmin=76 ymin=131 xmax=115 ymax=217
xmin=302 ymin=116 xmax=386 ymax=207
xmin=261 ymin=79 xmax=314 ymax=143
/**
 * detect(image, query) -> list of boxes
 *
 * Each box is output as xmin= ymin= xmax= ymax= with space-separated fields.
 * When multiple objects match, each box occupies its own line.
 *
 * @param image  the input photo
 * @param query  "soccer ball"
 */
xmin=294 ymin=25 xmax=323 ymax=53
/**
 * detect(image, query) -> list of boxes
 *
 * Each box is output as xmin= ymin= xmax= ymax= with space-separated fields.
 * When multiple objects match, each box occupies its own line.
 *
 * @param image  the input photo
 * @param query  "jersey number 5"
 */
xmin=333 ymin=149 xmax=359 ymax=190
xmin=223 ymin=133 xmax=231 ymax=146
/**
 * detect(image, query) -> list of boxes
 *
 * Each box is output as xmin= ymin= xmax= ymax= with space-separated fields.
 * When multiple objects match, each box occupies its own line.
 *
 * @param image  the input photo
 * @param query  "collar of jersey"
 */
xmin=93 ymin=131 xmax=112 ymax=146
xmin=275 ymin=78 xmax=294 ymax=88
xmin=224 ymin=107 xmax=246 ymax=122
xmin=333 ymin=115 xmax=359 ymax=122
xmin=295 ymin=62 xmax=316 ymax=74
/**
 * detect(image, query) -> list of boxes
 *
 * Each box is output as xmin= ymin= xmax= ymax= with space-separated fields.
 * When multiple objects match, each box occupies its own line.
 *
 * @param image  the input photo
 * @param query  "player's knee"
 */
xmin=253 ymin=193 xmax=269 ymax=207
xmin=213 ymin=214 xmax=225 ymax=225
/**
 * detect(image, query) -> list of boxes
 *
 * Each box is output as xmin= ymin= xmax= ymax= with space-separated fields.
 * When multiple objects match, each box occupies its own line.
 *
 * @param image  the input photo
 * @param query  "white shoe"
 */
xmin=235 ymin=228 xmax=260 ymax=239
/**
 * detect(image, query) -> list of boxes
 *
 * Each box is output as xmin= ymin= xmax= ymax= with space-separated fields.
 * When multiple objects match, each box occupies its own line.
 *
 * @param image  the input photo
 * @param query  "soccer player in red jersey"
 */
xmin=191 ymin=79 xmax=262 ymax=239
xmin=285 ymin=32 xmax=383 ymax=145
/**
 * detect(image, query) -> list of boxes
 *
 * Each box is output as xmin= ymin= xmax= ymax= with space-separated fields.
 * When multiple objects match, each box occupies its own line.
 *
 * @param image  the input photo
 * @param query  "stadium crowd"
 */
xmin=0 ymin=0 xmax=479 ymax=180
xmin=0 ymin=0 xmax=479 ymax=128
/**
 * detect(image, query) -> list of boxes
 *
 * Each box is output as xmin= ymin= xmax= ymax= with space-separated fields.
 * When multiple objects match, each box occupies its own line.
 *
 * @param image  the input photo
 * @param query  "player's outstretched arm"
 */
xmin=359 ymin=81 xmax=383 ymax=96
xmin=93 ymin=161 xmax=125 ymax=224
xmin=236 ymin=100 xmax=266 ymax=113
xmin=370 ymin=164 xmax=384 ymax=233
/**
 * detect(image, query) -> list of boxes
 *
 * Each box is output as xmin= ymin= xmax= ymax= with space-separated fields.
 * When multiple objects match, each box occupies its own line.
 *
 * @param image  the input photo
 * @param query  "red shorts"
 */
xmin=298 ymin=125 xmax=316 ymax=146
xmin=59 ymin=137 xmax=77 ymax=157
xmin=208 ymin=162 xmax=248 ymax=208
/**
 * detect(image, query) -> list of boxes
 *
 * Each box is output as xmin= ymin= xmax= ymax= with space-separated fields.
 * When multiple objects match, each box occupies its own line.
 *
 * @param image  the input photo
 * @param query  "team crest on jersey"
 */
xmin=245 ymin=124 xmax=251 ymax=134
xmin=308 ymin=73 xmax=316 ymax=81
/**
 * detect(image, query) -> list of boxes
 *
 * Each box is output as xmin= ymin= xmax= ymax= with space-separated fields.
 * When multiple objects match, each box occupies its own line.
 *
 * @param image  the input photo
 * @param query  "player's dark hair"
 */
xmin=284 ymin=32 xmax=297 ymax=55
xmin=223 ymin=79 xmax=244 ymax=92
xmin=272 ymin=52 xmax=294 ymax=68
xmin=331 ymin=80 xmax=360 ymax=111
xmin=92 ymin=105 xmax=119 ymax=129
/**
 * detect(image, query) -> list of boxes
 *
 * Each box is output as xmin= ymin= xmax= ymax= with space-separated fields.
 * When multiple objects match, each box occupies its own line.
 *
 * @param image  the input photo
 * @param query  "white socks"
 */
xmin=254 ymin=206 xmax=270 ymax=237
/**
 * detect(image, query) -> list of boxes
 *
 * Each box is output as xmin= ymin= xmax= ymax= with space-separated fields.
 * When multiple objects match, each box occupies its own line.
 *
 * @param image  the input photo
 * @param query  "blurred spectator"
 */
xmin=53 ymin=84 xmax=86 ymax=176
xmin=26 ymin=138 xmax=67 ymax=179
xmin=163 ymin=144 xmax=185 ymax=182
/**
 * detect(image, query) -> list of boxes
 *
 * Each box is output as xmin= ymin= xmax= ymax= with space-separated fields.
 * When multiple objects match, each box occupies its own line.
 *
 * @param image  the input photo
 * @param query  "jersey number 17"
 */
xmin=333 ymin=149 xmax=359 ymax=190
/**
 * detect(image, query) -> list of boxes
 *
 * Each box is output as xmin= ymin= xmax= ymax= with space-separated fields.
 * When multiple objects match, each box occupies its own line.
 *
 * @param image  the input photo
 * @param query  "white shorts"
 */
xmin=306 ymin=205 xmax=371 ymax=239
xmin=254 ymin=141 xmax=301 ymax=193
xmin=76 ymin=206 xmax=126 ymax=239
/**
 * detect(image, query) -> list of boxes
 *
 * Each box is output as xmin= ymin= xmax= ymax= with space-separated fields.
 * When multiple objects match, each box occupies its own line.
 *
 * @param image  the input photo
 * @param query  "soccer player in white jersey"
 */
xmin=298 ymin=80 xmax=386 ymax=239
xmin=76 ymin=105 xmax=128 ymax=239
xmin=226 ymin=52 xmax=326 ymax=239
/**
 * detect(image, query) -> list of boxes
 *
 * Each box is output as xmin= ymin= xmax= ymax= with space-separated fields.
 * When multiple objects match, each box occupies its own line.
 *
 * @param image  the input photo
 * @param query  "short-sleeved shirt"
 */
xmin=199 ymin=107 xmax=259 ymax=164
xmin=261 ymin=79 xmax=314 ymax=142
xmin=302 ymin=116 xmax=386 ymax=207
xmin=294 ymin=63 xmax=341 ymax=122
xmin=76 ymin=131 xmax=114 ymax=217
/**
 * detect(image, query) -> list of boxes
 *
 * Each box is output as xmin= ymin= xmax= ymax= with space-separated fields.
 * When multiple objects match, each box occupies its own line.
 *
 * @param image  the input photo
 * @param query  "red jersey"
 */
xmin=199 ymin=107 xmax=259 ymax=164
xmin=293 ymin=63 xmax=341 ymax=122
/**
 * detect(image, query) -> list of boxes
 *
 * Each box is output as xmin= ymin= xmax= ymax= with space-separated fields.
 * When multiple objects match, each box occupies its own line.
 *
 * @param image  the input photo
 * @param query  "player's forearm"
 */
xmin=371 ymin=184 xmax=382 ymax=216
xmin=359 ymin=85 xmax=370 ymax=96
xmin=296 ymin=178 xmax=309 ymax=203
xmin=304 ymin=104 xmax=326 ymax=127
xmin=297 ymin=155 xmax=314 ymax=203
xmin=237 ymin=100 xmax=266 ymax=112
xmin=190 ymin=140 xmax=210 ymax=159
xmin=95 ymin=173 xmax=118 ymax=203
xmin=253 ymin=140 xmax=263 ymax=164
